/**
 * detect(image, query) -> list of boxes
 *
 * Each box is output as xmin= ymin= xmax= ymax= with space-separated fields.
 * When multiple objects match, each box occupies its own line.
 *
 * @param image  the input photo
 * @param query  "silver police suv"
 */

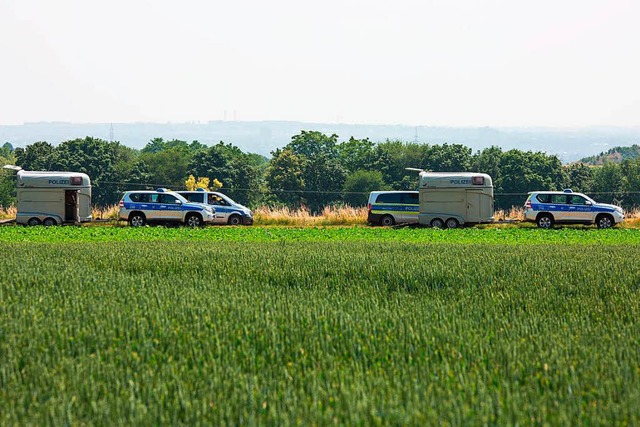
xmin=118 ymin=188 xmax=215 ymax=227
xmin=524 ymin=189 xmax=624 ymax=229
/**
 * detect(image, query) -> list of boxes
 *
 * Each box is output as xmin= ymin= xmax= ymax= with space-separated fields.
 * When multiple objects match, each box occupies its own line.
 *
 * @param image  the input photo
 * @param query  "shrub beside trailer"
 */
xmin=4 ymin=166 xmax=92 ymax=226
xmin=417 ymin=171 xmax=494 ymax=228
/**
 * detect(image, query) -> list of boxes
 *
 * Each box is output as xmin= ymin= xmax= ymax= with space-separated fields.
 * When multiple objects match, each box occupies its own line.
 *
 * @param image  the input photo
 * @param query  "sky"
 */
xmin=0 ymin=0 xmax=639 ymax=127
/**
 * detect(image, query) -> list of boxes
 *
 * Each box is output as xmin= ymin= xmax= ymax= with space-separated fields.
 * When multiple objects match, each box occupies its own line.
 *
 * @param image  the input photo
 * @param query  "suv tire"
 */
xmin=536 ymin=214 xmax=554 ymax=229
xmin=228 ymin=214 xmax=243 ymax=225
xmin=186 ymin=213 xmax=203 ymax=227
xmin=129 ymin=212 xmax=146 ymax=227
xmin=596 ymin=214 xmax=614 ymax=229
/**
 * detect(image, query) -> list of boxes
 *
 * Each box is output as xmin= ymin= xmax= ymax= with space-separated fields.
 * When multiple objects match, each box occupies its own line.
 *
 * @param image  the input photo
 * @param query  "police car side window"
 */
xmin=159 ymin=194 xmax=179 ymax=204
xmin=130 ymin=193 xmax=140 ymax=202
xmin=569 ymin=195 xmax=586 ymax=205
xmin=535 ymin=194 xmax=551 ymax=203
xmin=378 ymin=194 xmax=399 ymax=204
xmin=551 ymin=194 xmax=567 ymax=204
xmin=403 ymin=193 xmax=419 ymax=204
xmin=185 ymin=193 xmax=203 ymax=203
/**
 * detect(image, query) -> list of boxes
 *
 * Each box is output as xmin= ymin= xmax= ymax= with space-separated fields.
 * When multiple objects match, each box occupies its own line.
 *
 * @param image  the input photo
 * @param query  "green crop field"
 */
xmin=1 ymin=226 xmax=639 ymax=425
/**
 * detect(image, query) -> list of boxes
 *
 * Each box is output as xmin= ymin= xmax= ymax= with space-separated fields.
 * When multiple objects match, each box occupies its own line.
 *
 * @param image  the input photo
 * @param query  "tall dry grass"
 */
xmin=493 ymin=206 xmax=525 ymax=221
xmin=92 ymin=205 xmax=120 ymax=220
xmin=254 ymin=205 xmax=368 ymax=226
xmin=0 ymin=205 xmax=16 ymax=220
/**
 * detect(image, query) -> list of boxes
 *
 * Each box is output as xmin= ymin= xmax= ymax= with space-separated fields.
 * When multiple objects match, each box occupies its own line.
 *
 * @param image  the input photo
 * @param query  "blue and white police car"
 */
xmin=177 ymin=190 xmax=253 ymax=225
xmin=524 ymin=189 xmax=624 ymax=229
xmin=118 ymin=188 xmax=215 ymax=227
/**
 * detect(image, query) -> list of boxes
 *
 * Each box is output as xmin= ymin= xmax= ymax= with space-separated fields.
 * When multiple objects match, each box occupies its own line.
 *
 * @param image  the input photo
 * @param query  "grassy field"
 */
xmin=1 ymin=226 xmax=639 ymax=425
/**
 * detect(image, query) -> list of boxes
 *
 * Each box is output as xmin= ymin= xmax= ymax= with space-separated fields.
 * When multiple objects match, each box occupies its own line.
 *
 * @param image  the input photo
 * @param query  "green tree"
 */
xmin=592 ymin=162 xmax=627 ymax=205
xmin=472 ymin=146 xmax=503 ymax=179
xmin=53 ymin=137 xmax=120 ymax=206
xmin=14 ymin=141 xmax=56 ymax=170
xmin=0 ymin=150 xmax=17 ymax=207
xmin=285 ymin=131 xmax=347 ymax=211
xmin=496 ymin=150 xmax=564 ymax=209
xmin=422 ymin=143 xmax=473 ymax=172
xmin=564 ymin=163 xmax=595 ymax=193
xmin=265 ymin=148 xmax=305 ymax=207
xmin=188 ymin=142 xmax=262 ymax=206
xmin=343 ymin=170 xmax=386 ymax=207
xmin=336 ymin=137 xmax=378 ymax=174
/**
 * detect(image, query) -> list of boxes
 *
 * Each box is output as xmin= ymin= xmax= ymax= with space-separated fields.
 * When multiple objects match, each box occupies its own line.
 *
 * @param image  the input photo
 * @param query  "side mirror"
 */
xmin=585 ymin=201 xmax=592 ymax=206
xmin=175 ymin=200 xmax=182 ymax=205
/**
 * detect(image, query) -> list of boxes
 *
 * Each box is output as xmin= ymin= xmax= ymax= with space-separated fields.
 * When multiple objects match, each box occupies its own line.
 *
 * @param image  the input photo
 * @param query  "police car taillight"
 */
xmin=525 ymin=200 xmax=531 ymax=208
xmin=119 ymin=200 xmax=124 ymax=207
xmin=368 ymin=203 xmax=372 ymax=212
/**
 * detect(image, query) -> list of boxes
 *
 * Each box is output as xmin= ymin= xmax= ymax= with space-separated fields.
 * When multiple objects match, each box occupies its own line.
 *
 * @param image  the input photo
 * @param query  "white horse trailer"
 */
xmin=4 ymin=166 xmax=92 ymax=226
xmin=418 ymin=172 xmax=494 ymax=228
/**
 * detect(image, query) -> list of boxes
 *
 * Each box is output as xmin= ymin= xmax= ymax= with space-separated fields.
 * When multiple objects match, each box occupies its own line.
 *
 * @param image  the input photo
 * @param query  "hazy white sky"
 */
xmin=1 ymin=0 xmax=639 ymax=127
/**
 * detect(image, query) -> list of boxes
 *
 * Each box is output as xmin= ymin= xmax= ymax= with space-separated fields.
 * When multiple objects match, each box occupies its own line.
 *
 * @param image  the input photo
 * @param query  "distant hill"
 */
xmin=1 ymin=121 xmax=640 ymax=163
xmin=579 ymin=144 xmax=640 ymax=165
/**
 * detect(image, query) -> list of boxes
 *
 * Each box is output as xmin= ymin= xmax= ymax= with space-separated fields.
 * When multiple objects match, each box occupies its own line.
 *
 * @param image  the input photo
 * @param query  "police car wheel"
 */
xmin=596 ymin=215 xmax=613 ymax=229
xmin=446 ymin=218 xmax=459 ymax=229
xmin=43 ymin=217 xmax=57 ymax=226
xmin=27 ymin=217 xmax=41 ymax=226
xmin=430 ymin=218 xmax=444 ymax=228
xmin=228 ymin=214 xmax=242 ymax=226
xmin=129 ymin=213 xmax=146 ymax=227
xmin=536 ymin=214 xmax=554 ymax=229
xmin=380 ymin=215 xmax=394 ymax=226
xmin=186 ymin=214 xmax=202 ymax=227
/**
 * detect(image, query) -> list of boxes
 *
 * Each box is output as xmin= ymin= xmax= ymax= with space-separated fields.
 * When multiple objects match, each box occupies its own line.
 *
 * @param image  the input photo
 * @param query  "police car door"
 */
xmin=207 ymin=193 xmax=228 ymax=224
xmin=549 ymin=194 xmax=568 ymax=221
xmin=567 ymin=194 xmax=592 ymax=221
xmin=159 ymin=194 xmax=183 ymax=220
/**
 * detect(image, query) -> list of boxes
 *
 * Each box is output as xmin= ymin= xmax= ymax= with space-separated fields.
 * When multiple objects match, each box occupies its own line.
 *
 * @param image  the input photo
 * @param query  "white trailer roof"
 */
xmin=419 ymin=172 xmax=492 ymax=189
xmin=16 ymin=170 xmax=91 ymax=188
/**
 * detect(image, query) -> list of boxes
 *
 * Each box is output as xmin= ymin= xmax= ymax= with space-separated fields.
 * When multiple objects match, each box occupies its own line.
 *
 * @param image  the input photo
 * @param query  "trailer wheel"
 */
xmin=446 ymin=218 xmax=459 ymax=229
xmin=43 ymin=217 xmax=57 ymax=226
xmin=129 ymin=212 xmax=146 ymax=227
xmin=430 ymin=218 xmax=444 ymax=228
xmin=27 ymin=217 xmax=41 ymax=226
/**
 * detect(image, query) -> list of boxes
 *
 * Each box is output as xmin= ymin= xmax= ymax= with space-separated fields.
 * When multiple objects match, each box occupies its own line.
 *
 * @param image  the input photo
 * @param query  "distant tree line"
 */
xmin=1 ymin=132 xmax=639 ymax=210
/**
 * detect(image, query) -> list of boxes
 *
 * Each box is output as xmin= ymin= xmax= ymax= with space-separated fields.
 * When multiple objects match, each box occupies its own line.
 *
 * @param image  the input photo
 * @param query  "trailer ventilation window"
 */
xmin=472 ymin=176 xmax=484 ymax=185
xmin=70 ymin=176 xmax=83 ymax=185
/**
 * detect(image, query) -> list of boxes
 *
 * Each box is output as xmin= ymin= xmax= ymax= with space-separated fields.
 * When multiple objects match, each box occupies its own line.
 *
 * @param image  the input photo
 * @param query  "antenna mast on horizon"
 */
xmin=109 ymin=123 xmax=114 ymax=142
